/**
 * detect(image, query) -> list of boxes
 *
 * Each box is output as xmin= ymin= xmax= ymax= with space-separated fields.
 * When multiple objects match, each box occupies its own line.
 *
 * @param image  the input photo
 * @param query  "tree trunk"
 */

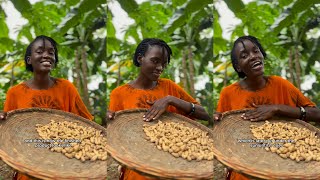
xmin=288 ymin=48 xmax=295 ymax=84
xmin=117 ymin=60 xmax=121 ymax=87
xmin=181 ymin=50 xmax=188 ymax=90
xmin=80 ymin=46 xmax=91 ymax=111
xmin=10 ymin=60 xmax=15 ymax=87
xmin=74 ymin=48 xmax=82 ymax=95
xmin=294 ymin=46 xmax=301 ymax=90
xmin=188 ymin=47 xmax=195 ymax=97
xmin=224 ymin=61 xmax=228 ymax=87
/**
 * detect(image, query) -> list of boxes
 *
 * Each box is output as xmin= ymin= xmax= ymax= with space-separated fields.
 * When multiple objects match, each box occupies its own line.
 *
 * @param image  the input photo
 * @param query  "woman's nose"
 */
xmin=43 ymin=52 xmax=49 ymax=58
xmin=156 ymin=63 xmax=163 ymax=71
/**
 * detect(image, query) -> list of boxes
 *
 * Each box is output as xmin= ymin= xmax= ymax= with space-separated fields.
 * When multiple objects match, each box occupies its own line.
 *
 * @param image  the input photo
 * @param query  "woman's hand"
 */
xmin=213 ymin=112 xmax=222 ymax=121
xmin=143 ymin=96 xmax=173 ymax=121
xmin=104 ymin=110 xmax=115 ymax=126
xmin=242 ymin=104 xmax=278 ymax=121
xmin=0 ymin=111 xmax=7 ymax=121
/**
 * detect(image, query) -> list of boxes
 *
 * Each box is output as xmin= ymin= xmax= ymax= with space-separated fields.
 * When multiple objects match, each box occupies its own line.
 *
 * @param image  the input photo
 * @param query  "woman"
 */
xmin=107 ymin=38 xmax=211 ymax=180
xmin=214 ymin=35 xmax=320 ymax=180
xmin=0 ymin=35 xmax=93 ymax=180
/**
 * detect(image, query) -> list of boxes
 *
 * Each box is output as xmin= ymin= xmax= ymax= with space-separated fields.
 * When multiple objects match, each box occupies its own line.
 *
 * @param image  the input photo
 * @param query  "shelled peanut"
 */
xmin=36 ymin=120 xmax=107 ymax=162
xmin=143 ymin=121 xmax=214 ymax=161
xmin=250 ymin=121 xmax=320 ymax=162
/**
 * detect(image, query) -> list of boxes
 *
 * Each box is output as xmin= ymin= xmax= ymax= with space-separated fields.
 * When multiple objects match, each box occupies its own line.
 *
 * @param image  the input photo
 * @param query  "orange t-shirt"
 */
xmin=216 ymin=75 xmax=315 ymax=180
xmin=109 ymin=78 xmax=199 ymax=180
xmin=4 ymin=78 xmax=93 ymax=180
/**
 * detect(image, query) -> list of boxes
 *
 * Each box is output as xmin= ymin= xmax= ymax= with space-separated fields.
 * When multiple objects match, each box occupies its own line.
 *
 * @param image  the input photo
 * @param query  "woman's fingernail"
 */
xmin=143 ymin=115 xmax=145 ymax=118
xmin=152 ymin=118 xmax=155 ymax=120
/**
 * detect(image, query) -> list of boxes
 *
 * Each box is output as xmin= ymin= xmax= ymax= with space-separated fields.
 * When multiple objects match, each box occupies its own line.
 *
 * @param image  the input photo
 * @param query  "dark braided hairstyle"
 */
xmin=24 ymin=35 xmax=59 ymax=72
xmin=231 ymin=35 xmax=267 ymax=78
xmin=133 ymin=38 xmax=172 ymax=67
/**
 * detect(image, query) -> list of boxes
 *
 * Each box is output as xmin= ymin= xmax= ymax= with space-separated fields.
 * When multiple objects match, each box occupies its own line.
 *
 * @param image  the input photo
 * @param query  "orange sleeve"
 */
xmin=109 ymin=88 xmax=123 ymax=112
xmin=67 ymin=82 xmax=94 ymax=120
xmin=281 ymin=78 xmax=316 ymax=107
xmin=216 ymin=87 xmax=231 ymax=113
xmin=168 ymin=80 xmax=199 ymax=105
xmin=4 ymin=87 xmax=18 ymax=112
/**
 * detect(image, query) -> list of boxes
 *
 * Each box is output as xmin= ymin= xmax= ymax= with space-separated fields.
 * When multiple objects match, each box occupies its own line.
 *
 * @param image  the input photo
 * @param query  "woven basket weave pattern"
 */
xmin=0 ymin=108 xmax=107 ymax=179
xmin=107 ymin=108 xmax=214 ymax=179
xmin=213 ymin=109 xmax=320 ymax=180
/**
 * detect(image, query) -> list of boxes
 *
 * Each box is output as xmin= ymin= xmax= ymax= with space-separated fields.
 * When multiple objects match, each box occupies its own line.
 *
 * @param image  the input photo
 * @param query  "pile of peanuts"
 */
xmin=36 ymin=120 xmax=107 ymax=162
xmin=250 ymin=121 xmax=320 ymax=162
xmin=143 ymin=121 xmax=214 ymax=161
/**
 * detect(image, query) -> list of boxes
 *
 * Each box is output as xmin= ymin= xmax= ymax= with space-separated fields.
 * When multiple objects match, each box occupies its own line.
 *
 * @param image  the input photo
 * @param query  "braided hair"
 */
xmin=133 ymin=38 xmax=172 ymax=67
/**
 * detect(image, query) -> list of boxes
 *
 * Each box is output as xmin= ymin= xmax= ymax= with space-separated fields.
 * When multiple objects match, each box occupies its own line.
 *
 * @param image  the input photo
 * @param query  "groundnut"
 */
xmin=143 ymin=121 xmax=214 ymax=161
xmin=36 ymin=120 xmax=107 ymax=162
xmin=251 ymin=121 xmax=320 ymax=162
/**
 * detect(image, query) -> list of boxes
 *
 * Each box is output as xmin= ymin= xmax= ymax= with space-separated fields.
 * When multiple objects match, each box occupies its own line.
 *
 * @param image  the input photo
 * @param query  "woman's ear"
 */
xmin=27 ymin=57 xmax=32 ymax=64
xmin=138 ymin=56 xmax=143 ymax=65
xmin=236 ymin=63 xmax=242 ymax=72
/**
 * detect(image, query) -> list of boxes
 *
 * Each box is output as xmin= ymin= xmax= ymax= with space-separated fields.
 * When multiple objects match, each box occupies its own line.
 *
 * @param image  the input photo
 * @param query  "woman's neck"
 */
xmin=130 ymin=74 xmax=157 ymax=90
xmin=241 ymin=75 xmax=267 ymax=91
xmin=29 ymin=73 xmax=54 ymax=90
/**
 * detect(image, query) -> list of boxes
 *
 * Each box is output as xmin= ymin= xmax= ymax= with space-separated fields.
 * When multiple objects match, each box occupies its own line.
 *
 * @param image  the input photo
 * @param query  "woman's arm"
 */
xmin=143 ymin=95 xmax=211 ymax=121
xmin=243 ymin=104 xmax=320 ymax=122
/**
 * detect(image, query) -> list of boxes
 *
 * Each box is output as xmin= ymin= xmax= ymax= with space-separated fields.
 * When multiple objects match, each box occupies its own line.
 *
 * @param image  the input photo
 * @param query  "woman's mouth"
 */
xmin=40 ymin=61 xmax=52 ymax=67
xmin=251 ymin=61 xmax=263 ymax=70
xmin=153 ymin=72 xmax=161 ymax=77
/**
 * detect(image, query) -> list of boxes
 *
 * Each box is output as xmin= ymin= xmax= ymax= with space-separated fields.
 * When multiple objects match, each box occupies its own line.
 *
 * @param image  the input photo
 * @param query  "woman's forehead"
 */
xmin=236 ymin=40 xmax=257 ymax=52
xmin=32 ymin=39 xmax=54 ymax=49
xmin=146 ymin=45 xmax=167 ymax=56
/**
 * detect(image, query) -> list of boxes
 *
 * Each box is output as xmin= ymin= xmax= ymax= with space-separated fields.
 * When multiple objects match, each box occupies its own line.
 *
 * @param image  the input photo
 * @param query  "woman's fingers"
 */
xmin=0 ymin=112 xmax=7 ymax=121
xmin=144 ymin=106 xmax=158 ymax=121
xmin=213 ymin=113 xmax=222 ymax=121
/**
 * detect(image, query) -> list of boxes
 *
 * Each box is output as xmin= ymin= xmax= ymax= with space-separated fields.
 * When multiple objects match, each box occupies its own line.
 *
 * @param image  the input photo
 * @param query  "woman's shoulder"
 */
xmin=54 ymin=78 xmax=72 ymax=85
xmin=158 ymin=78 xmax=174 ymax=84
xmin=158 ymin=78 xmax=179 ymax=87
xmin=7 ymin=82 xmax=27 ymax=93
xmin=222 ymin=81 xmax=240 ymax=92
xmin=54 ymin=78 xmax=78 ymax=89
xmin=110 ymin=83 xmax=131 ymax=94
xmin=267 ymin=75 xmax=293 ymax=86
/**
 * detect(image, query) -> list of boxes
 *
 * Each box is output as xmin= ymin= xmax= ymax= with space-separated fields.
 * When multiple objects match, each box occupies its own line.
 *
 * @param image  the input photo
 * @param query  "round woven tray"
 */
xmin=106 ymin=109 xmax=214 ymax=179
xmin=212 ymin=109 xmax=320 ymax=180
xmin=0 ymin=108 xmax=107 ymax=179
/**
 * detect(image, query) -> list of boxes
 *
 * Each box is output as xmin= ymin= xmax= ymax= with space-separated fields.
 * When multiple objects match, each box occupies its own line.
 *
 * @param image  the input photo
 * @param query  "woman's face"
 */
xmin=234 ymin=39 xmax=264 ymax=78
xmin=27 ymin=39 xmax=56 ymax=73
xmin=139 ymin=45 xmax=168 ymax=81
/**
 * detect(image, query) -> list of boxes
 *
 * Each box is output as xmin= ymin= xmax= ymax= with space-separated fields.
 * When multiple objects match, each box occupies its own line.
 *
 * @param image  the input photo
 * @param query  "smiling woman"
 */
xmin=214 ymin=35 xmax=320 ymax=180
xmin=0 ymin=35 xmax=93 ymax=180
xmin=107 ymin=38 xmax=211 ymax=180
